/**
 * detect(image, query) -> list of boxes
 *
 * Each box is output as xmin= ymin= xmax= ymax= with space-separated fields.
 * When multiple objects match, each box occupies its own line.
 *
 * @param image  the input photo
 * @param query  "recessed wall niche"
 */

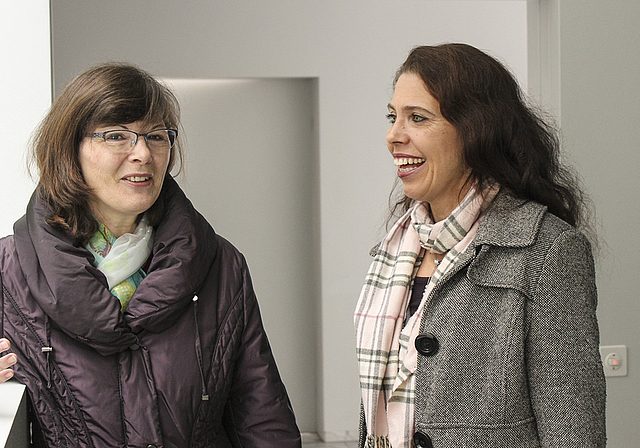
xmin=165 ymin=78 xmax=320 ymax=432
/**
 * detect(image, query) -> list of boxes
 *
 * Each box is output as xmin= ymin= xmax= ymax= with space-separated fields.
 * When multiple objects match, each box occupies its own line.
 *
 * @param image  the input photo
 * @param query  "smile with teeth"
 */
xmin=125 ymin=176 xmax=151 ymax=182
xmin=394 ymin=157 xmax=426 ymax=173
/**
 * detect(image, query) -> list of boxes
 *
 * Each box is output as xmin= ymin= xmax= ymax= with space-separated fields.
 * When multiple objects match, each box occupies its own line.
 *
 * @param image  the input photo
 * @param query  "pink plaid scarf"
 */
xmin=354 ymin=185 xmax=498 ymax=447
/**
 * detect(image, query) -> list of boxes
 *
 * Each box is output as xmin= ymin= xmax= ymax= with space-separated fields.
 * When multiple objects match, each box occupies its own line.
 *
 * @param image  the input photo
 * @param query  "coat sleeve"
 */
xmin=526 ymin=229 xmax=606 ymax=447
xmin=222 ymin=257 xmax=302 ymax=448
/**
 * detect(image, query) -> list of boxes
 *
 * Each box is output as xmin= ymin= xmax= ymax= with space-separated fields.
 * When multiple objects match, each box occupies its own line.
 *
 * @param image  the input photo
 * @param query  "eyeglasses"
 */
xmin=86 ymin=128 xmax=178 ymax=153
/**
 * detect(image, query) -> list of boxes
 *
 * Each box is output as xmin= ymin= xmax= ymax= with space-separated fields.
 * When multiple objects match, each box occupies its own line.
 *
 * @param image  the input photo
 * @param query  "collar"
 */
xmin=124 ymin=177 xmax=217 ymax=333
xmin=462 ymin=191 xmax=549 ymax=292
xmin=473 ymin=191 xmax=547 ymax=249
xmin=14 ymin=176 xmax=216 ymax=355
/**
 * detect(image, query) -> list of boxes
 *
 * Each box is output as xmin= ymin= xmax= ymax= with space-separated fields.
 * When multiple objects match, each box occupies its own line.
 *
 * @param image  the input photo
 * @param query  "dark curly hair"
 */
xmin=30 ymin=62 xmax=183 ymax=243
xmin=389 ymin=43 xmax=589 ymax=230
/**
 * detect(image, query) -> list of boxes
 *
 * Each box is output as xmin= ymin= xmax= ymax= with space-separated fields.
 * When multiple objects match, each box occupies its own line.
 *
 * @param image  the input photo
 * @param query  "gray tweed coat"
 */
xmin=362 ymin=192 xmax=606 ymax=448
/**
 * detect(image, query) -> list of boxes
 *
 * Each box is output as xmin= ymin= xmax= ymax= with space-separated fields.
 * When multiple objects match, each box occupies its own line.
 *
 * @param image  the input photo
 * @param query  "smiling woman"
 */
xmin=0 ymin=63 xmax=301 ymax=448
xmin=32 ymin=64 xmax=183 ymax=243
xmin=386 ymin=72 xmax=471 ymax=223
xmin=355 ymin=44 xmax=605 ymax=448
xmin=79 ymin=121 xmax=172 ymax=237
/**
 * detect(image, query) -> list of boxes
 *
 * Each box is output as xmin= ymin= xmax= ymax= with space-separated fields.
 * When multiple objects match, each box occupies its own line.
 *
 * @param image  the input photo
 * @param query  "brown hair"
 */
xmin=30 ymin=62 xmax=183 ymax=243
xmin=389 ymin=43 xmax=588 ymax=229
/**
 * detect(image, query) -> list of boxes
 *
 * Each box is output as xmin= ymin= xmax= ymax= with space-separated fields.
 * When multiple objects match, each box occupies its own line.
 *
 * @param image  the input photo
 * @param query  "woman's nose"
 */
xmin=387 ymin=121 xmax=408 ymax=146
xmin=128 ymin=137 xmax=153 ymax=162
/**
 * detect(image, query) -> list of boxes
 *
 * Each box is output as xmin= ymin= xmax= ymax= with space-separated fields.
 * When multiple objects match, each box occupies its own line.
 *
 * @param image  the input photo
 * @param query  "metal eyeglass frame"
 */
xmin=85 ymin=128 xmax=178 ymax=151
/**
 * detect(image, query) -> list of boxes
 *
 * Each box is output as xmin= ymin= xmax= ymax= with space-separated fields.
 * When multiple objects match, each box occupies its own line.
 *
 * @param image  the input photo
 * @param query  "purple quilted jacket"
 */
xmin=0 ymin=177 xmax=301 ymax=448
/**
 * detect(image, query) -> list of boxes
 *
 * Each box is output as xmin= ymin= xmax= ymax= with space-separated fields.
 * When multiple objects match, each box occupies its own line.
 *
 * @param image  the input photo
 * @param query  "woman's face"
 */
xmin=387 ymin=73 xmax=471 ymax=221
xmin=79 ymin=120 xmax=170 ymax=236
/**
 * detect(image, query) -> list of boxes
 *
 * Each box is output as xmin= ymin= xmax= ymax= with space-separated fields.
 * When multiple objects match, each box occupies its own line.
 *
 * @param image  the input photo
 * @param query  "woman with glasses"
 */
xmin=355 ymin=44 xmax=606 ymax=447
xmin=0 ymin=63 xmax=301 ymax=448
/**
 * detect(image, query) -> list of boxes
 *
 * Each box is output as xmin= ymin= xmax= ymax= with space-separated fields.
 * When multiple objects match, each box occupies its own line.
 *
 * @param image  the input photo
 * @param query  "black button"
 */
xmin=129 ymin=344 xmax=140 ymax=351
xmin=413 ymin=431 xmax=433 ymax=448
xmin=415 ymin=333 xmax=439 ymax=356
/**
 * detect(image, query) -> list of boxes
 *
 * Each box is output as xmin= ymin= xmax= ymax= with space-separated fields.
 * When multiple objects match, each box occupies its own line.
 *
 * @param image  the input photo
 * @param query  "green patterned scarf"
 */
xmin=85 ymin=219 xmax=153 ymax=310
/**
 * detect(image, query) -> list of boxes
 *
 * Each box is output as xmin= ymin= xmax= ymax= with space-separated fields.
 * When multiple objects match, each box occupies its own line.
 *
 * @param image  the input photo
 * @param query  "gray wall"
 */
xmin=553 ymin=1 xmax=640 ymax=446
xmin=166 ymin=77 xmax=320 ymax=432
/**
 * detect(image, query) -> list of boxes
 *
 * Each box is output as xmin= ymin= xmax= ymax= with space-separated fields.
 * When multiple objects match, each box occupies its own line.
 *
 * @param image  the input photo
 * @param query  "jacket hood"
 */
xmin=13 ymin=176 xmax=217 ymax=355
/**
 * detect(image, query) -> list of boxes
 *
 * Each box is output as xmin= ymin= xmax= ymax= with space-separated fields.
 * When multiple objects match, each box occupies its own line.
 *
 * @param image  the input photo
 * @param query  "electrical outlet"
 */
xmin=599 ymin=345 xmax=627 ymax=377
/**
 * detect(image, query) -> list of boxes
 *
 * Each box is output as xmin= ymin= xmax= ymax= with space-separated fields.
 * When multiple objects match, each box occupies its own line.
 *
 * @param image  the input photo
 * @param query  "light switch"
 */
xmin=599 ymin=345 xmax=627 ymax=377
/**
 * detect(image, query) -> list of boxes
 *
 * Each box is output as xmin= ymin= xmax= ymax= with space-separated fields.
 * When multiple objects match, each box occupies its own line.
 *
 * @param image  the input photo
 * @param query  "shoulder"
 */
xmin=0 ymin=234 xmax=16 ymax=257
xmin=210 ymin=234 xmax=248 ymax=272
xmin=476 ymin=191 xmax=575 ymax=248
xmin=0 ymin=235 xmax=18 ymax=275
xmin=199 ymin=233 xmax=254 ymax=307
xmin=468 ymin=193 xmax=593 ymax=299
xmin=0 ymin=234 xmax=33 ymax=320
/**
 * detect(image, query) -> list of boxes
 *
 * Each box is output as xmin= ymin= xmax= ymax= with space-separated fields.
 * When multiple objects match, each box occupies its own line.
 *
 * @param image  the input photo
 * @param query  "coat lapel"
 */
xmin=417 ymin=192 xmax=548 ymax=329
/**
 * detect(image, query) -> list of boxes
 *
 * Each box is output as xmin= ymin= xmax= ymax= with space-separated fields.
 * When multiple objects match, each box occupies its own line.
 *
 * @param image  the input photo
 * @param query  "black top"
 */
xmin=408 ymin=276 xmax=430 ymax=318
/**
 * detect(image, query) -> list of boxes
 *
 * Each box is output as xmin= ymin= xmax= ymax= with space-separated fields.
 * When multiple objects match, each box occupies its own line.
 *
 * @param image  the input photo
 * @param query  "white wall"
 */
xmin=0 ymin=3 xmax=50 ymax=446
xmin=49 ymin=0 xmax=530 ymax=440
xmin=0 ymin=1 xmax=51 ymax=237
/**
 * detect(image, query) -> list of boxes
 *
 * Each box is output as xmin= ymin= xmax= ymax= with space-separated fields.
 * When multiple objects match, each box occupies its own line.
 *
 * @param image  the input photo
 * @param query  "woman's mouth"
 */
xmin=124 ymin=175 xmax=152 ymax=183
xmin=394 ymin=157 xmax=425 ymax=173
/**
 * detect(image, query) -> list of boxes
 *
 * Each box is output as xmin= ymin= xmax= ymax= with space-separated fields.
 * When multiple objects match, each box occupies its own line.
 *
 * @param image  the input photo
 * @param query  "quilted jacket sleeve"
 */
xmin=526 ymin=229 xmax=606 ymax=447
xmin=222 ymin=256 xmax=302 ymax=448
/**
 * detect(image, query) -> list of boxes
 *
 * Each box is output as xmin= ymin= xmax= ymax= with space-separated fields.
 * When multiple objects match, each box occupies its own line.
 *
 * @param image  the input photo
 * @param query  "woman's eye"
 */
xmin=105 ymin=132 xmax=127 ymax=141
xmin=147 ymin=133 xmax=166 ymax=142
xmin=411 ymin=114 xmax=426 ymax=123
xmin=386 ymin=113 xmax=397 ymax=123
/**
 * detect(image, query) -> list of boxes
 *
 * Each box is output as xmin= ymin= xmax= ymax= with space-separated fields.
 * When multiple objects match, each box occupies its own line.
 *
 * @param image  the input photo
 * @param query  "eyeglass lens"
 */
xmin=102 ymin=130 xmax=176 ymax=151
